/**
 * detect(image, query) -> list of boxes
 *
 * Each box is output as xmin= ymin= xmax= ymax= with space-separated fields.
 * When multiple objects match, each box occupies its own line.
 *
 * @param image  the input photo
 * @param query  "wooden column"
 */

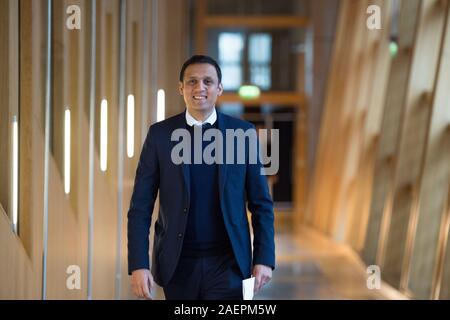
xmin=379 ymin=0 xmax=448 ymax=292
xmin=362 ymin=0 xmax=421 ymax=266
xmin=407 ymin=0 xmax=450 ymax=299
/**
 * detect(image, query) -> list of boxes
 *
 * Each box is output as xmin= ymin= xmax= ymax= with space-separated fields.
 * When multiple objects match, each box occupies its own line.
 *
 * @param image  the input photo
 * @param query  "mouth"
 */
xmin=193 ymin=95 xmax=207 ymax=101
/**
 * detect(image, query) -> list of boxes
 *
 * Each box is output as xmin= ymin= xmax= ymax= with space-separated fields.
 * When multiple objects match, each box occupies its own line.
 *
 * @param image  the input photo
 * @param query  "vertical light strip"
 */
xmin=87 ymin=0 xmax=97 ymax=300
xmin=12 ymin=116 xmax=18 ymax=233
xmin=42 ymin=0 xmax=53 ymax=300
xmin=64 ymin=108 xmax=71 ymax=194
xmin=127 ymin=94 xmax=135 ymax=158
xmin=100 ymin=98 xmax=108 ymax=172
xmin=157 ymin=89 xmax=165 ymax=122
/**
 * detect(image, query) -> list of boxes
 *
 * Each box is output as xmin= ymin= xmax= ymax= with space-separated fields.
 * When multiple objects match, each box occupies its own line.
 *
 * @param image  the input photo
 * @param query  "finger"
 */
xmin=253 ymin=277 xmax=258 ymax=293
xmin=259 ymin=275 xmax=268 ymax=289
xmin=134 ymin=283 xmax=143 ymax=299
xmin=254 ymin=276 xmax=262 ymax=293
xmin=132 ymin=282 xmax=140 ymax=298
xmin=142 ymin=281 xmax=151 ymax=300
xmin=148 ymin=277 xmax=155 ymax=299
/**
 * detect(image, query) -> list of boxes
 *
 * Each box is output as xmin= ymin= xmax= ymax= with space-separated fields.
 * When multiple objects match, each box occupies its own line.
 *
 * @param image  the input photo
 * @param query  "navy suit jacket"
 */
xmin=127 ymin=110 xmax=275 ymax=286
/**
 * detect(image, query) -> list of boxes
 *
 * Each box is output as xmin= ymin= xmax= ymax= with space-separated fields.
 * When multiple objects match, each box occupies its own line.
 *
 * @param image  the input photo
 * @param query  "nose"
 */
xmin=194 ymin=81 xmax=206 ymax=92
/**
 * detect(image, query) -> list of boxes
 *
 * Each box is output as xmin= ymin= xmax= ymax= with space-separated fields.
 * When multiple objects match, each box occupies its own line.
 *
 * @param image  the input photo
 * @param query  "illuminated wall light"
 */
xmin=238 ymin=85 xmax=261 ymax=100
xmin=389 ymin=36 xmax=399 ymax=58
xmin=389 ymin=41 xmax=399 ymax=57
xmin=157 ymin=89 xmax=165 ymax=122
xmin=100 ymin=99 xmax=108 ymax=172
xmin=64 ymin=108 xmax=71 ymax=194
xmin=12 ymin=116 xmax=18 ymax=233
xmin=127 ymin=94 xmax=135 ymax=158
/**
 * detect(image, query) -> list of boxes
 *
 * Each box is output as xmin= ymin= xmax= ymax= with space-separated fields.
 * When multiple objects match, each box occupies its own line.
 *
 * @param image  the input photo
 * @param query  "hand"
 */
xmin=252 ymin=264 xmax=272 ymax=294
xmin=131 ymin=269 xmax=155 ymax=299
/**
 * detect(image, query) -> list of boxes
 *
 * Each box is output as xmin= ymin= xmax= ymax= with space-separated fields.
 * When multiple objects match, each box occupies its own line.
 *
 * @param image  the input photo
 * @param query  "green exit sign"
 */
xmin=238 ymin=85 xmax=261 ymax=99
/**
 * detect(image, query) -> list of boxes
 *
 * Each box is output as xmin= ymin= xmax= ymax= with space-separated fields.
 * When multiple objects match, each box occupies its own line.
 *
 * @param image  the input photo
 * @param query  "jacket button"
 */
xmin=183 ymin=208 xmax=188 ymax=213
xmin=178 ymin=233 xmax=183 ymax=238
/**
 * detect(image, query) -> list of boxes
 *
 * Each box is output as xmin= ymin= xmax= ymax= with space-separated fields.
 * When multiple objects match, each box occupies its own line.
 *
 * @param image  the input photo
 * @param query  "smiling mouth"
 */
xmin=193 ymin=96 xmax=207 ymax=100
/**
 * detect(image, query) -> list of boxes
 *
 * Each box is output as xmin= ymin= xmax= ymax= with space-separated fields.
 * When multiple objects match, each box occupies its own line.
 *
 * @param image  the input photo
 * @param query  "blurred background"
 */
xmin=1 ymin=0 xmax=450 ymax=300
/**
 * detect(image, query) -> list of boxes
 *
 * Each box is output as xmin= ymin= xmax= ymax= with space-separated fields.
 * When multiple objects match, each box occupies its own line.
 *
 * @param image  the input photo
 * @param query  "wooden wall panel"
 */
xmin=306 ymin=0 xmax=355 ymax=231
xmin=307 ymin=0 xmax=392 ymax=244
xmin=328 ymin=0 xmax=371 ymax=239
xmin=362 ymin=0 xmax=421 ymax=266
xmin=46 ymin=0 xmax=90 ymax=299
xmin=334 ymin=0 xmax=392 ymax=246
xmin=309 ymin=0 xmax=450 ymax=299
xmin=344 ymin=0 xmax=392 ymax=250
xmin=381 ymin=0 xmax=448 ymax=291
xmin=0 ymin=0 xmax=47 ymax=299
xmin=408 ymin=2 xmax=450 ymax=299
xmin=119 ymin=0 xmax=145 ymax=299
xmin=0 ymin=0 xmax=190 ymax=299
xmin=0 ymin=0 xmax=14 ymax=218
xmin=305 ymin=0 xmax=339 ymax=208
xmin=439 ymin=185 xmax=450 ymax=299
xmin=90 ymin=0 xmax=120 ymax=300
xmin=158 ymin=0 xmax=189 ymax=118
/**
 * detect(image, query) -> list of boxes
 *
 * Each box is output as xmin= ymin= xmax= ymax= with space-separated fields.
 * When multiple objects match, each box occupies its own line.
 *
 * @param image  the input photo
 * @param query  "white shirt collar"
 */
xmin=185 ymin=108 xmax=217 ymax=127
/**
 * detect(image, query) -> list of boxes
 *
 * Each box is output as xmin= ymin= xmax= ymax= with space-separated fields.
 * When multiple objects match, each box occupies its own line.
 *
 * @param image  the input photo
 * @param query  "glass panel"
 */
xmin=221 ymin=65 xmax=242 ymax=90
xmin=218 ymin=32 xmax=244 ymax=90
xmin=249 ymin=33 xmax=272 ymax=63
xmin=249 ymin=33 xmax=272 ymax=90
xmin=209 ymin=29 xmax=297 ymax=91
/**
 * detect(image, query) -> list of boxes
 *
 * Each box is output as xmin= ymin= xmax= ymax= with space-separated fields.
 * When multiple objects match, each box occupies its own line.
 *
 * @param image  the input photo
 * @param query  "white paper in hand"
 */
xmin=242 ymin=276 xmax=255 ymax=300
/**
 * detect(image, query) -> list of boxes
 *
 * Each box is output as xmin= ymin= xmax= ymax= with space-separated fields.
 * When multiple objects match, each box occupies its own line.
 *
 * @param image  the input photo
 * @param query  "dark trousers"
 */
xmin=163 ymin=251 xmax=243 ymax=300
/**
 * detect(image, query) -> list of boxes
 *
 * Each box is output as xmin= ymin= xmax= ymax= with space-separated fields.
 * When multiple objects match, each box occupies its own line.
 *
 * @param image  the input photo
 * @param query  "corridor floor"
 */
xmin=151 ymin=226 xmax=407 ymax=300
xmin=254 ymin=226 xmax=407 ymax=300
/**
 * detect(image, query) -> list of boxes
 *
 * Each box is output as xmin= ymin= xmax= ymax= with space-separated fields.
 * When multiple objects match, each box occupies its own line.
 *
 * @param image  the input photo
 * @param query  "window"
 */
xmin=218 ymin=32 xmax=244 ymax=90
xmin=217 ymin=31 xmax=276 ymax=91
xmin=249 ymin=33 xmax=272 ymax=90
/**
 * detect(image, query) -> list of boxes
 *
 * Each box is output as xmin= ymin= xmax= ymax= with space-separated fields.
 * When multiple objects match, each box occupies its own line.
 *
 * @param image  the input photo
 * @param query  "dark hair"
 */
xmin=179 ymin=55 xmax=222 ymax=84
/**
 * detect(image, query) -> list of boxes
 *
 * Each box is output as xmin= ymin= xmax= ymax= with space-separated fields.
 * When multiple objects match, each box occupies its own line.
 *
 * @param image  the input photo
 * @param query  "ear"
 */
xmin=178 ymin=82 xmax=184 ymax=95
xmin=217 ymin=83 xmax=224 ymax=96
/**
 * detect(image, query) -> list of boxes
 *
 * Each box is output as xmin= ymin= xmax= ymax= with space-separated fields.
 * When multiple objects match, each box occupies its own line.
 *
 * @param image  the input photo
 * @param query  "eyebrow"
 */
xmin=185 ymin=76 xmax=215 ymax=81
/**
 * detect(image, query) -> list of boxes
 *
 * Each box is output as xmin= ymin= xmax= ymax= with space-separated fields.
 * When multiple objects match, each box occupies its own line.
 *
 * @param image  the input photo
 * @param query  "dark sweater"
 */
xmin=181 ymin=121 xmax=232 ymax=257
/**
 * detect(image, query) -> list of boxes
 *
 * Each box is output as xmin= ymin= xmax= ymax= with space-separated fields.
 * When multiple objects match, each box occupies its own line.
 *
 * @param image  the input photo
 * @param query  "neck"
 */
xmin=188 ymin=107 xmax=214 ymax=122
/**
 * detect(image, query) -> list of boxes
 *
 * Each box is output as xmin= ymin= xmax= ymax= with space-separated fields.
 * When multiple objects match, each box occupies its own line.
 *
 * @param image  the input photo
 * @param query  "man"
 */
xmin=128 ymin=55 xmax=275 ymax=300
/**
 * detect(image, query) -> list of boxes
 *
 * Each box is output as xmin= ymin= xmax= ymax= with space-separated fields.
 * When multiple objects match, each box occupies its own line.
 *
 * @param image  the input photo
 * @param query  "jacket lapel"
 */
xmin=217 ymin=111 xmax=228 ymax=198
xmin=172 ymin=110 xmax=228 ymax=205
xmin=171 ymin=112 xmax=191 ymax=204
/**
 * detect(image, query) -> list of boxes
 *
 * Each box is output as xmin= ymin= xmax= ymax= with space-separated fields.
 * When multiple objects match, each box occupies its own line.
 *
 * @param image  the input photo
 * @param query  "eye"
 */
xmin=204 ymin=79 xmax=212 ymax=85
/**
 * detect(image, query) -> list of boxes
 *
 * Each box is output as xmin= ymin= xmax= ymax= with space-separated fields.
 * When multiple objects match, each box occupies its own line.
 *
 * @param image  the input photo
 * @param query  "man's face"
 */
xmin=179 ymin=63 xmax=223 ymax=114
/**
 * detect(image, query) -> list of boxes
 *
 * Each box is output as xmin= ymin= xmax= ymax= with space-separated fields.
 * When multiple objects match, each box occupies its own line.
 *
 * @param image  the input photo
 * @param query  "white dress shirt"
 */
xmin=185 ymin=108 xmax=217 ymax=127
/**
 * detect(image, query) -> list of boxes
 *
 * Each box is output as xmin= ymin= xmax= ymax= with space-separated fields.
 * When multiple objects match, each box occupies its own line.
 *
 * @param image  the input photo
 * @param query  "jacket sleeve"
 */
xmin=127 ymin=125 xmax=160 ymax=275
xmin=245 ymin=125 xmax=276 ymax=270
